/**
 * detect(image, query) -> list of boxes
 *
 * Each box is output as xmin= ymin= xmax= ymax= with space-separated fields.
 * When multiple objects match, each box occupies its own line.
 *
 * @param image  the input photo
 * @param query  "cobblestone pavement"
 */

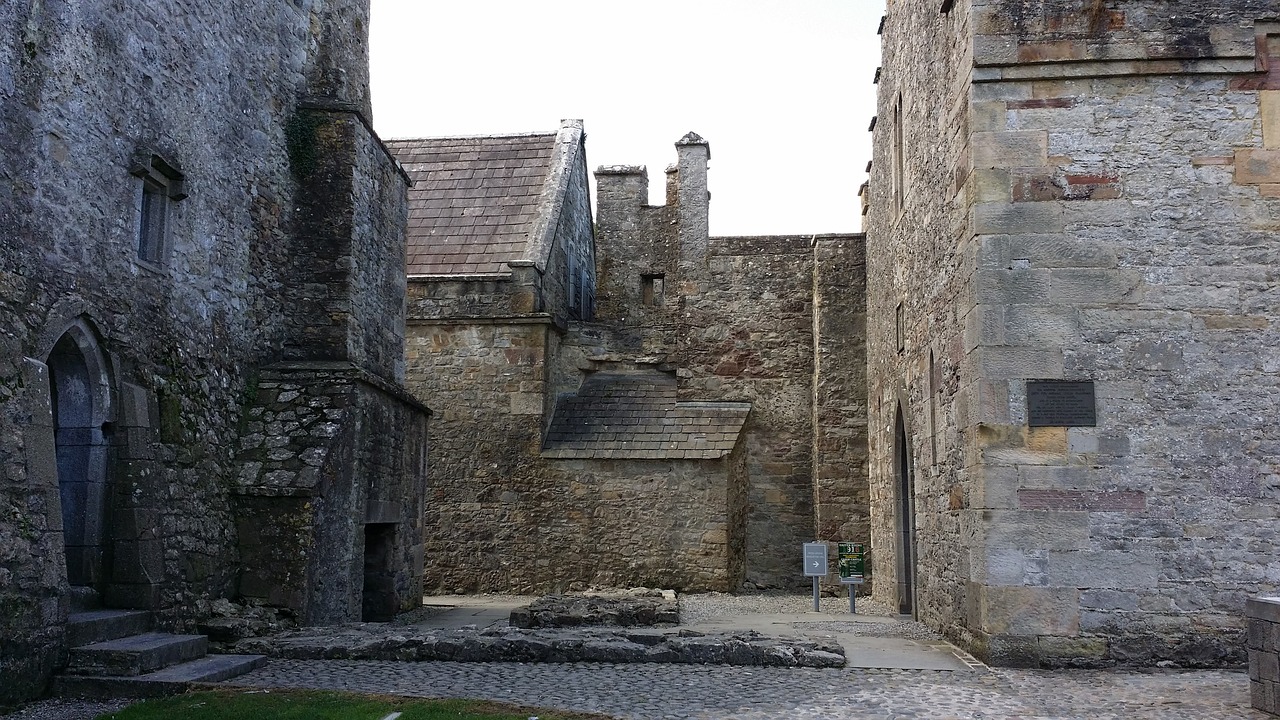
xmin=231 ymin=660 xmax=1261 ymax=719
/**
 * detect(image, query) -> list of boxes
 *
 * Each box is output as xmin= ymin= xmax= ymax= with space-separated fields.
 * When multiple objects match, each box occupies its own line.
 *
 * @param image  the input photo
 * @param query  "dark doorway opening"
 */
xmin=49 ymin=332 xmax=111 ymax=592
xmin=895 ymin=404 xmax=917 ymax=617
xmin=362 ymin=523 xmax=398 ymax=622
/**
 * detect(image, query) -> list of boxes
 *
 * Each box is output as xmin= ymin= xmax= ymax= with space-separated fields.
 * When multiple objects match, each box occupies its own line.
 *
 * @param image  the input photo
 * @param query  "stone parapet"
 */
xmin=1250 ymin=596 xmax=1280 ymax=715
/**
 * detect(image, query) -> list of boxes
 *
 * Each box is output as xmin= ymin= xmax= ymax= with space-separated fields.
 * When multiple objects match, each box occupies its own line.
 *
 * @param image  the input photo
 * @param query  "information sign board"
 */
xmin=803 ymin=542 xmax=828 ymax=577
xmin=838 ymin=542 xmax=865 ymax=584
xmin=1027 ymin=380 xmax=1096 ymax=427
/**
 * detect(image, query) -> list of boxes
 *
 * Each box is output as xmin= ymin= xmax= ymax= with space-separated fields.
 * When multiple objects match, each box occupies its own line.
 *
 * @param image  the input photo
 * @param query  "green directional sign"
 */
xmin=838 ymin=542 xmax=865 ymax=584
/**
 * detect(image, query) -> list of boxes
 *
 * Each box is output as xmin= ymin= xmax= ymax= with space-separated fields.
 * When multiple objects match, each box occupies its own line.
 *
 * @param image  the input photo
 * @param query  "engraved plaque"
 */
xmin=1027 ymin=380 xmax=1096 ymax=427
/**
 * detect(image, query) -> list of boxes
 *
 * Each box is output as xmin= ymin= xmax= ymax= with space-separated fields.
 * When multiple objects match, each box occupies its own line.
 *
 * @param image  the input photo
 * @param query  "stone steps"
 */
xmin=67 ymin=609 xmax=152 ymax=648
xmin=53 ymin=654 xmax=267 ymax=699
xmin=56 ymin=605 xmax=266 ymax=699
xmin=68 ymin=632 xmax=209 ymax=677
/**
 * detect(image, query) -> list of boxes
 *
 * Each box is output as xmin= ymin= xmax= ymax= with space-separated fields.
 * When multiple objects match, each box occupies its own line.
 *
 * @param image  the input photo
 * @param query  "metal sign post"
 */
xmin=803 ymin=542 xmax=828 ymax=612
xmin=838 ymin=542 xmax=865 ymax=614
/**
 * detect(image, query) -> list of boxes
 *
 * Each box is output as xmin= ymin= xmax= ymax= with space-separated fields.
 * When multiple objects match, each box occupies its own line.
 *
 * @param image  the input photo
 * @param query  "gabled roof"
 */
xmin=542 ymin=371 xmax=750 ymax=460
xmin=386 ymin=120 xmax=583 ymax=277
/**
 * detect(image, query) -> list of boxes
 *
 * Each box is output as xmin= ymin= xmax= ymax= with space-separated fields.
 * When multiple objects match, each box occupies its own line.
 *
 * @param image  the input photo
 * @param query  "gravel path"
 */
xmin=1 ymin=698 xmax=130 ymax=720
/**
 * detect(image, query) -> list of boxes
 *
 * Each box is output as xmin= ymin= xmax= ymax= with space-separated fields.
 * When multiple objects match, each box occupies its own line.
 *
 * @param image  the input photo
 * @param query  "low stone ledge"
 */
xmin=1249 ymin=596 xmax=1280 ymax=716
xmin=227 ymin=626 xmax=844 ymax=669
xmin=509 ymin=591 xmax=679 ymax=629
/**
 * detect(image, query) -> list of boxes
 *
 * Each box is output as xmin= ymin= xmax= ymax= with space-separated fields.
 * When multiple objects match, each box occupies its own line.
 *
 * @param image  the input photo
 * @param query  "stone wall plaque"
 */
xmin=1027 ymin=380 xmax=1096 ymax=427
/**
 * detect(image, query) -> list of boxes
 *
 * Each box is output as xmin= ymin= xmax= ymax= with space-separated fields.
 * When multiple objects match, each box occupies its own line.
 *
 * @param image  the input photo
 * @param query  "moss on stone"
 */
xmin=285 ymin=110 xmax=323 ymax=179
xmin=158 ymin=393 xmax=185 ymax=445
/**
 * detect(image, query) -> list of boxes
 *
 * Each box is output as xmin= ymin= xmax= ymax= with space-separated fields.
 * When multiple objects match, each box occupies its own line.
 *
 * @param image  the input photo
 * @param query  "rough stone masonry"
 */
xmin=868 ymin=0 xmax=1280 ymax=667
xmin=394 ymin=128 xmax=870 ymax=595
xmin=0 ymin=0 xmax=427 ymax=705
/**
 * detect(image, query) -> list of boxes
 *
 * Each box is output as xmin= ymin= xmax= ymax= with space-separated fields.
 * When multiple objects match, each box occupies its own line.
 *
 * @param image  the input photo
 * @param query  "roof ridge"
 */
xmin=385 ymin=130 xmax=558 ymax=143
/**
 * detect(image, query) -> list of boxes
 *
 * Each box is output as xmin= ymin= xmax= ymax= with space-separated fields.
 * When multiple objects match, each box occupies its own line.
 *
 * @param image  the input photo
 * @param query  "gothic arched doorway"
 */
xmin=47 ymin=324 xmax=113 ymax=591
xmin=895 ymin=402 xmax=917 ymax=617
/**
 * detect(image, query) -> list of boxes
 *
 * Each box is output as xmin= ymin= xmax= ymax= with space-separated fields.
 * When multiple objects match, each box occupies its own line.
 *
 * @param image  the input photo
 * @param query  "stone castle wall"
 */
xmin=866 ymin=0 xmax=980 ymax=650
xmin=678 ymin=234 xmax=868 ymax=588
xmin=594 ymin=155 xmax=868 ymax=590
xmin=233 ymin=363 xmax=428 ymax=625
xmin=0 ymin=0 xmax=421 ymax=703
xmin=408 ymin=137 xmax=867 ymax=594
xmin=404 ymin=319 xmax=552 ymax=592
xmin=870 ymin=0 xmax=1280 ymax=667
xmin=402 ymin=132 xmax=600 ymax=593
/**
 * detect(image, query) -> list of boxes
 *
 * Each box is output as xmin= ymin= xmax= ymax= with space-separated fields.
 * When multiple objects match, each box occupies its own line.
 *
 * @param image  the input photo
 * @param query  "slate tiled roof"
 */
xmin=542 ymin=371 xmax=750 ymax=460
xmin=386 ymin=133 xmax=557 ymax=276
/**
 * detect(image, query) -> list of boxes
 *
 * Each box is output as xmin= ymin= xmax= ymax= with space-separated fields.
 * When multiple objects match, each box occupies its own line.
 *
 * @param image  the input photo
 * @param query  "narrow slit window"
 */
xmin=642 ymin=274 xmax=665 ymax=306
xmin=895 ymin=302 xmax=905 ymax=354
xmin=137 ymin=178 xmax=167 ymax=263
xmin=893 ymin=93 xmax=905 ymax=213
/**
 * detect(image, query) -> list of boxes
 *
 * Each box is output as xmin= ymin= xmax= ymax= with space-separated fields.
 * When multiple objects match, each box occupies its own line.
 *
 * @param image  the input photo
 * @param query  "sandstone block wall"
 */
xmin=870 ymin=0 xmax=1280 ymax=667
xmin=594 ymin=152 xmax=868 ymax=591
xmin=678 ymin=234 xmax=868 ymax=588
xmin=813 ymin=238 xmax=871 ymax=564
xmin=1251 ymin=597 xmax=1280 ymax=716
xmin=402 ymin=127 xmax=611 ymax=594
xmin=404 ymin=319 xmax=749 ymax=593
xmin=404 ymin=319 xmax=552 ymax=591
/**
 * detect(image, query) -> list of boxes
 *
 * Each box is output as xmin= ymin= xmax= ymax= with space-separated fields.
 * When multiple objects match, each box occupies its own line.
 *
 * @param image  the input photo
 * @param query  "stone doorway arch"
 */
xmin=47 ymin=320 xmax=114 ymax=592
xmin=894 ymin=402 xmax=917 ymax=617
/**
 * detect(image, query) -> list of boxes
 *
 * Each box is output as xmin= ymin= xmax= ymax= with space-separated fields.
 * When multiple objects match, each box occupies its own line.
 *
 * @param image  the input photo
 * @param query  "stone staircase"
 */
xmin=54 ymin=593 xmax=266 ymax=699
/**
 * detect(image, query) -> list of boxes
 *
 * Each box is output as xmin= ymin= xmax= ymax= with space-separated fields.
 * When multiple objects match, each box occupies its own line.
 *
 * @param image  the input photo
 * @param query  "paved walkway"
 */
xmin=226 ymin=595 xmax=1262 ymax=718
xmin=232 ymin=660 xmax=1259 ymax=719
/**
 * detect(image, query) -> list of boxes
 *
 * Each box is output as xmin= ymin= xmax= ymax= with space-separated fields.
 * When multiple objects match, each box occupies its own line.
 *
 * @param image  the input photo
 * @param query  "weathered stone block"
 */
xmin=1236 ymin=149 xmax=1280 ymax=185
xmin=972 ymin=131 xmax=1048 ymax=169
xmin=969 ymin=465 xmax=1020 ymax=510
xmin=978 ymin=510 xmax=1091 ymax=552
xmin=971 ymin=168 xmax=1011 ymax=203
xmin=1250 ymin=597 xmax=1280 ymax=625
xmin=508 ymin=393 xmax=542 ymax=415
xmin=1254 ymin=650 xmax=1280 ymax=682
xmin=1003 ymin=305 xmax=1078 ymax=346
xmin=1048 ymin=269 xmax=1140 ymax=304
xmin=1017 ymin=40 xmax=1085 ymax=63
xmin=974 ymin=35 xmax=1018 ymax=66
xmin=1263 ymin=91 xmax=1280 ymax=150
xmin=974 ymin=347 xmax=1063 ymax=380
xmin=978 ymin=585 xmax=1080 ymax=636
xmin=1048 ymin=551 xmax=1159 ymax=590
xmin=974 ymin=202 xmax=1064 ymax=235
xmin=1037 ymin=635 xmax=1109 ymax=664
xmin=975 ymin=266 xmax=1051 ymax=305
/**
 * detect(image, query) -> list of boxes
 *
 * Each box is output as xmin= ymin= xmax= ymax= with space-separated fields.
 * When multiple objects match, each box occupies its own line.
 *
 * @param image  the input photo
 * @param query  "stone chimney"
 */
xmin=674 ymin=132 xmax=710 ymax=262
xmin=591 ymin=163 xmax=645 ymax=228
xmin=303 ymin=0 xmax=374 ymax=120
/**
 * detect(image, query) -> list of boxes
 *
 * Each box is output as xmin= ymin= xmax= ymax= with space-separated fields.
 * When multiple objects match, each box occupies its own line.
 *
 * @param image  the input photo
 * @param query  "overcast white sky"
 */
xmin=369 ymin=1 xmax=885 ymax=236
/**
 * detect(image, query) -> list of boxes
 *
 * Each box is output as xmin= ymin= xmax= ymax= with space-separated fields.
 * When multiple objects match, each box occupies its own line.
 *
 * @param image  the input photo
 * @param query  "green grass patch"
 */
xmin=94 ymin=688 xmax=614 ymax=720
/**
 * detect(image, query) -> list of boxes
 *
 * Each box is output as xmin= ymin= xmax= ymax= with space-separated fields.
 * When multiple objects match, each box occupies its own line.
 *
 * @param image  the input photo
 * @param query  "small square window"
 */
xmin=129 ymin=151 xmax=186 ymax=265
